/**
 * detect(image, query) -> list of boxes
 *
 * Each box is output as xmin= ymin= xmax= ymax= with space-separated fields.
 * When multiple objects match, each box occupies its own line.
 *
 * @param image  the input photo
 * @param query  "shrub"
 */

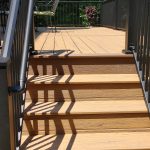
xmin=85 ymin=6 xmax=97 ymax=26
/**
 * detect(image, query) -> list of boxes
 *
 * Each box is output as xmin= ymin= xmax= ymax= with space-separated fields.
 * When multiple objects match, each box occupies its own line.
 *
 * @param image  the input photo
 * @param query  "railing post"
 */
xmin=0 ymin=57 xmax=15 ymax=150
xmin=125 ymin=0 xmax=130 ymax=53
xmin=114 ymin=0 xmax=118 ymax=29
xmin=124 ymin=0 xmax=136 ymax=53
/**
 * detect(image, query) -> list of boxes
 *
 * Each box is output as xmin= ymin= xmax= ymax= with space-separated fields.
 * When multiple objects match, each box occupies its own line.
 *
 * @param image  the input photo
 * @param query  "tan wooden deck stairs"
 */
xmin=21 ymin=54 xmax=150 ymax=149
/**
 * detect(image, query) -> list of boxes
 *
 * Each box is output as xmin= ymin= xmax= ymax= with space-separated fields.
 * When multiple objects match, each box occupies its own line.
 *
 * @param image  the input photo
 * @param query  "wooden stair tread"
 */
xmin=24 ymin=100 xmax=147 ymax=116
xmin=31 ymin=52 xmax=133 ymax=58
xmin=21 ymin=132 xmax=150 ymax=149
xmin=28 ymin=74 xmax=140 ymax=84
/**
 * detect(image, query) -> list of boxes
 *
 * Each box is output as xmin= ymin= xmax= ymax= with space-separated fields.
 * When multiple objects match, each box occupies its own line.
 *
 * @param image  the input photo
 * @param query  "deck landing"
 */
xmin=35 ymin=27 xmax=125 ymax=55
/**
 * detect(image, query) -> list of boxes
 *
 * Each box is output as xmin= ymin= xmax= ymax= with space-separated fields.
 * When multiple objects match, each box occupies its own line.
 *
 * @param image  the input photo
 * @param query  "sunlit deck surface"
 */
xmin=35 ymin=27 xmax=125 ymax=56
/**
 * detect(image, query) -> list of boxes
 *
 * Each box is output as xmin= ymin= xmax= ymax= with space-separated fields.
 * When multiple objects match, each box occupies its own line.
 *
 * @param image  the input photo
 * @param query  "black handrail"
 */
xmin=9 ymin=0 xmax=34 ymax=94
xmin=3 ymin=1 xmax=34 ymax=94
xmin=0 ymin=0 xmax=10 ymax=50
xmin=1 ymin=0 xmax=35 ymax=148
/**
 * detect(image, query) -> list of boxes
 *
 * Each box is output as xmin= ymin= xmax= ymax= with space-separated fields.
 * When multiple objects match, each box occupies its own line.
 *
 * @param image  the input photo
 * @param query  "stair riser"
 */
xmin=26 ymin=83 xmax=143 ymax=102
xmin=23 ymin=114 xmax=150 ymax=135
xmin=29 ymin=57 xmax=137 ymax=75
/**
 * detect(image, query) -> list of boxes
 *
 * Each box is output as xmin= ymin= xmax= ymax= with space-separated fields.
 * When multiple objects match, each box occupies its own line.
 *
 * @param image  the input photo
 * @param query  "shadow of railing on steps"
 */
xmin=39 ymin=50 xmax=75 ymax=56
xmin=21 ymin=134 xmax=77 ymax=149
xmin=21 ymin=100 xmax=77 ymax=149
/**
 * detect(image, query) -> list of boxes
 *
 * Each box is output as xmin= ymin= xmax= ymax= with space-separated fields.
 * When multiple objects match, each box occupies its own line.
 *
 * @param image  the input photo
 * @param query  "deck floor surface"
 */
xmin=35 ymin=27 xmax=125 ymax=55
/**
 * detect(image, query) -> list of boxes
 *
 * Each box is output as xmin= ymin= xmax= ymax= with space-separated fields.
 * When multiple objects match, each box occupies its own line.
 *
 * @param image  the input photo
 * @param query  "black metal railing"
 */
xmin=126 ymin=0 xmax=150 ymax=111
xmin=0 ymin=0 xmax=34 ymax=149
xmin=35 ymin=1 xmax=102 ymax=27
xmin=0 ymin=0 xmax=10 ymax=32
xmin=0 ymin=0 xmax=10 ymax=50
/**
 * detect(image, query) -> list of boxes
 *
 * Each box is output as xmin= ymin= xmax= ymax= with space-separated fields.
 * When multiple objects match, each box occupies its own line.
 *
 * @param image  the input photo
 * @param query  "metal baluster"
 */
xmin=139 ymin=0 xmax=146 ymax=71
xmin=136 ymin=1 xmax=142 ymax=61
xmin=142 ymin=1 xmax=149 ymax=88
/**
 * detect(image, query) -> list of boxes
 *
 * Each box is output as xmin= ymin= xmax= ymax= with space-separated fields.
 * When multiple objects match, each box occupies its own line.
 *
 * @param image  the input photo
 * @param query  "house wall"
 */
xmin=101 ymin=0 xmax=129 ymax=30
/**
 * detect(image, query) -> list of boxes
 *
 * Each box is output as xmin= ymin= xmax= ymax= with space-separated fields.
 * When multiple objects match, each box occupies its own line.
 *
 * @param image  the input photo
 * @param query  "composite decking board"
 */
xmin=79 ymin=36 xmax=106 ymax=53
xmin=83 ymin=36 xmax=108 ymax=53
xmin=54 ymin=32 xmax=67 ymax=52
xmin=27 ymin=74 xmax=140 ymax=84
xmin=35 ymin=31 xmax=50 ymax=51
xmin=87 ymin=36 xmax=112 ymax=53
xmin=70 ymin=29 xmax=103 ymax=54
xmin=61 ymin=31 xmax=81 ymax=54
xmin=69 ymin=35 xmax=93 ymax=54
xmin=30 ymin=53 xmax=133 ymax=58
xmin=21 ymin=132 xmax=150 ymax=149
xmin=65 ymin=31 xmax=83 ymax=54
xmin=76 ymin=36 xmax=96 ymax=53
xmin=66 ymin=27 xmax=125 ymax=53
xmin=42 ymin=32 xmax=55 ymax=51
xmin=26 ymin=88 xmax=144 ymax=103
xmin=24 ymin=100 xmax=147 ymax=116
xmin=22 ymin=117 xmax=150 ymax=135
xmin=87 ymin=36 xmax=124 ymax=53
xmin=35 ymin=27 xmax=125 ymax=55
xmin=25 ymin=96 xmax=144 ymax=102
